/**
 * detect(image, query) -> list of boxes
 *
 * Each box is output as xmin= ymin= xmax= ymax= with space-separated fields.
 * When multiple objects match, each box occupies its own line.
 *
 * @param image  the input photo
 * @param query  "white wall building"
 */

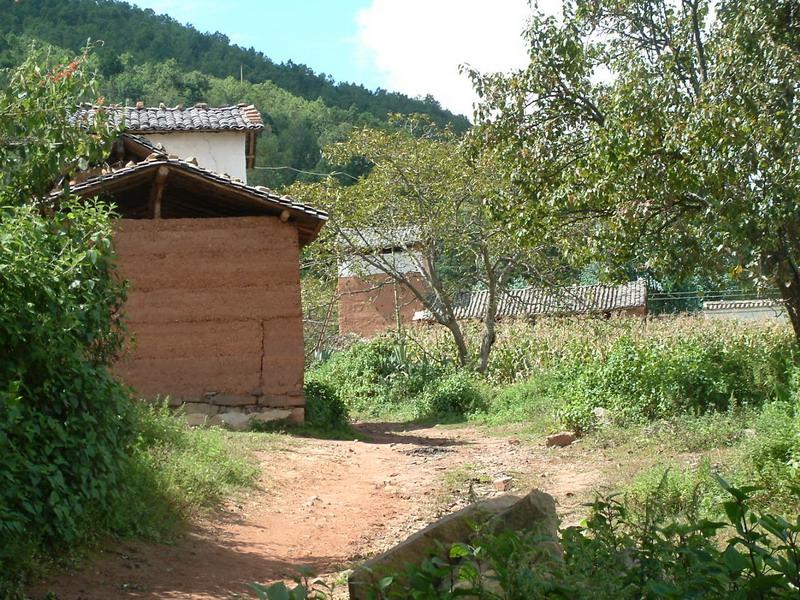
xmin=76 ymin=102 xmax=263 ymax=183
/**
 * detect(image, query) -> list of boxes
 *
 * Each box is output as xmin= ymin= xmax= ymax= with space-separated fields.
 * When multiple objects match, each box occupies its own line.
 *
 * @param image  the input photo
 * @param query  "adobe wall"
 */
xmin=113 ymin=216 xmax=305 ymax=420
xmin=338 ymin=274 xmax=427 ymax=338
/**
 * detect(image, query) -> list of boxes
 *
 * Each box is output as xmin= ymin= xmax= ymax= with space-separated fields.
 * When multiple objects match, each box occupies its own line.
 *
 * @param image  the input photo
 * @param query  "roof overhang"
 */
xmin=53 ymin=158 xmax=327 ymax=246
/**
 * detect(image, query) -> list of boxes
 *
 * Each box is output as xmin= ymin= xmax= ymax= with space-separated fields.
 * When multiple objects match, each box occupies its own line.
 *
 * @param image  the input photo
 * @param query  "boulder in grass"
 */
xmin=348 ymin=490 xmax=558 ymax=600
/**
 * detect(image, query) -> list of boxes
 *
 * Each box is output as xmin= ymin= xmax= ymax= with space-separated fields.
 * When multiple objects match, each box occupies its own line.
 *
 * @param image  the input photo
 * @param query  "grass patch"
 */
xmin=5 ymin=404 xmax=267 ymax=598
xmin=438 ymin=463 xmax=491 ymax=509
xmin=106 ymin=403 xmax=262 ymax=540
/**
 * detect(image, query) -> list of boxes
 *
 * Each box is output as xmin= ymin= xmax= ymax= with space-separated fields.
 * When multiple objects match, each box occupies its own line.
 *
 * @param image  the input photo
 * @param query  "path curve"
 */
xmin=30 ymin=423 xmax=600 ymax=599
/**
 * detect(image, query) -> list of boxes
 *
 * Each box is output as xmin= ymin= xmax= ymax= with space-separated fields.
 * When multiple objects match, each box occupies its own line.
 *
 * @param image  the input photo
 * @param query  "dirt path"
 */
xmin=31 ymin=423 xmax=602 ymax=600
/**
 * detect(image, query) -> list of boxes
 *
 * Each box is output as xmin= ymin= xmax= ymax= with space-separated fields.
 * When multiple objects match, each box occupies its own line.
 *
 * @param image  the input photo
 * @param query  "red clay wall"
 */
xmin=113 ymin=217 xmax=305 ymax=417
xmin=338 ymin=274 xmax=427 ymax=338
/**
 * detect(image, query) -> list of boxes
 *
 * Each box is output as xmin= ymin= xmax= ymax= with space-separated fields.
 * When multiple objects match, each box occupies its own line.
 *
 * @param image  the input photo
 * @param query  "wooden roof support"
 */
xmin=148 ymin=166 xmax=169 ymax=219
xmin=246 ymin=131 xmax=257 ymax=169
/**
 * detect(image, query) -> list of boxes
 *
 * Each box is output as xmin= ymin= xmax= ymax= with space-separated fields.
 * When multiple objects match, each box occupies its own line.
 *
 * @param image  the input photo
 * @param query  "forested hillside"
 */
xmin=0 ymin=0 xmax=470 ymax=188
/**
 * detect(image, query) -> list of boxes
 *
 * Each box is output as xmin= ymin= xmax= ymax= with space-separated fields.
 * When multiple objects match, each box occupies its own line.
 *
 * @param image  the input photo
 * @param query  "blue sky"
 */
xmin=128 ymin=1 xmax=556 ymax=116
xmin=129 ymin=1 xmax=383 ymax=89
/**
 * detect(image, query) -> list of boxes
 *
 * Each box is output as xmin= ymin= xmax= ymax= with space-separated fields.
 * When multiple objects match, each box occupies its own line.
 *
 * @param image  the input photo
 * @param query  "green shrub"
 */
xmin=737 ymin=401 xmax=800 ymax=507
xmin=0 ymin=201 xmax=133 ymax=594
xmin=304 ymin=380 xmax=349 ymax=429
xmin=308 ymin=334 xmax=450 ymax=420
xmin=473 ymin=378 xmax=561 ymax=434
xmin=422 ymin=371 xmax=487 ymax=417
xmin=556 ymin=324 xmax=797 ymax=431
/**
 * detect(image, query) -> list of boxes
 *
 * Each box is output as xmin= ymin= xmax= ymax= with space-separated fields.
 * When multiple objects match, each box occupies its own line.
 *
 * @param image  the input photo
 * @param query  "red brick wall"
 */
xmin=338 ymin=274 xmax=427 ymax=338
xmin=113 ymin=217 xmax=305 ymax=415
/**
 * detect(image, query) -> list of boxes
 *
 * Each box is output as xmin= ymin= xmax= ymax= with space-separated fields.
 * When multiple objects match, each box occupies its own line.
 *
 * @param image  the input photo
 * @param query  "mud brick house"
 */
xmin=62 ymin=104 xmax=328 ymax=422
xmin=337 ymin=228 xmax=428 ymax=338
xmin=337 ymin=231 xmax=647 ymax=338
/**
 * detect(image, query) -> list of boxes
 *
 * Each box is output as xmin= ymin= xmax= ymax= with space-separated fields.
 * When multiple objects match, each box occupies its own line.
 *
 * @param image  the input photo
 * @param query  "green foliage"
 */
xmin=557 ymin=324 xmax=796 ymax=432
xmin=421 ymin=371 xmax=487 ymax=417
xmin=307 ymin=334 xmax=488 ymax=421
xmin=354 ymin=479 xmax=800 ymax=599
xmin=474 ymin=378 xmax=562 ymax=435
xmin=108 ymin=403 xmax=259 ymax=540
xmin=303 ymin=380 xmax=349 ymax=429
xmin=0 ymin=49 xmax=125 ymax=589
xmin=737 ymin=400 xmax=800 ymax=508
xmin=471 ymin=0 xmax=800 ymax=336
xmin=0 ymin=45 xmax=113 ymax=204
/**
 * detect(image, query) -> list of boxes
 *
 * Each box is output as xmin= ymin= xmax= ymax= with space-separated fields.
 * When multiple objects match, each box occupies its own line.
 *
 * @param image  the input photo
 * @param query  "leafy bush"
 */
xmin=347 ymin=478 xmax=800 ymax=599
xmin=421 ymin=371 xmax=487 ymax=417
xmin=558 ymin=329 xmax=792 ymax=430
xmin=304 ymin=380 xmax=349 ymax=429
xmin=307 ymin=334 xmax=451 ymax=420
xmin=737 ymin=400 xmax=800 ymax=508
xmin=0 ymin=202 xmax=133 ymax=594
xmin=475 ymin=377 xmax=561 ymax=434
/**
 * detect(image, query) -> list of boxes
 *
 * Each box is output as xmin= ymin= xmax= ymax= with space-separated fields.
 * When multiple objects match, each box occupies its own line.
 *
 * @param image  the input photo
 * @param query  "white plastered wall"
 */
xmin=143 ymin=131 xmax=248 ymax=181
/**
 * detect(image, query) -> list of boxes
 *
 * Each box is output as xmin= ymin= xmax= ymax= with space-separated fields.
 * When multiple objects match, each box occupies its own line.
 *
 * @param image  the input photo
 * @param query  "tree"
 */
xmin=295 ymin=117 xmax=566 ymax=373
xmin=469 ymin=0 xmax=800 ymax=339
xmin=0 ymin=48 xmax=131 ymax=582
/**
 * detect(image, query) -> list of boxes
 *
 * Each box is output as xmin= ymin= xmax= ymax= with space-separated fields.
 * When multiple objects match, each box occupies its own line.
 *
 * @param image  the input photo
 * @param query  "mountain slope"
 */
xmin=0 ymin=0 xmax=469 ymax=130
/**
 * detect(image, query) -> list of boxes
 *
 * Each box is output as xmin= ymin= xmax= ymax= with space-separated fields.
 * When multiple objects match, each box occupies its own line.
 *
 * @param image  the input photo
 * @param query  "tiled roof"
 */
xmin=51 ymin=156 xmax=327 ymax=245
xmin=414 ymin=280 xmax=647 ymax=321
xmin=704 ymin=299 xmax=784 ymax=311
xmin=59 ymin=156 xmax=326 ymax=219
xmin=339 ymin=226 xmax=422 ymax=250
xmin=73 ymin=103 xmax=264 ymax=132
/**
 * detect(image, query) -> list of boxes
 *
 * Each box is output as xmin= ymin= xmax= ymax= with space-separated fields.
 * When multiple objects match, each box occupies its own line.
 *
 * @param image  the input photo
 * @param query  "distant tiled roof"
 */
xmin=704 ymin=299 xmax=784 ymax=311
xmin=73 ymin=103 xmax=264 ymax=133
xmin=414 ymin=281 xmax=647 ymax=321
xmin=339 ymin=226 xmax=422 ymax=250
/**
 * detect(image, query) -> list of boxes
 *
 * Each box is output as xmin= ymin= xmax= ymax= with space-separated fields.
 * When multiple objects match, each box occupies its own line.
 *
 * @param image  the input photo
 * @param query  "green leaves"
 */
xmin=472 ymin=0 xmax=800 ymax=333
xmin=0 ymin=52 xmax=132 ymax=591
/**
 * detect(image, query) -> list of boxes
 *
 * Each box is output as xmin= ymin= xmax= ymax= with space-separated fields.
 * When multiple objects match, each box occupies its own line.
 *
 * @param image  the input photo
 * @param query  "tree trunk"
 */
xmin=478 ymin=280 xmax=499 ymax=374
xmin=778 ymin=270 xmax=800 ymax=341
xmin=445 ymin=318 xmax=470 ymax=368
xmin=477 ymin=317 xmax=496 ymax=374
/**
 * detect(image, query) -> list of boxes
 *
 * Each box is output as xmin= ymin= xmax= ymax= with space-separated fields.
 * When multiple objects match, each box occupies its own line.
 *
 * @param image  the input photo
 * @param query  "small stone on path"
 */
xmin=493 ymin=476 xmax=513 ymax=492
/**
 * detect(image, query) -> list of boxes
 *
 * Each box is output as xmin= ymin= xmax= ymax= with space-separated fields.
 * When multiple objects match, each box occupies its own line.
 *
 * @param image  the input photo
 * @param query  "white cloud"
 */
xmin=355 ymin=0 xmax=563 ymax=118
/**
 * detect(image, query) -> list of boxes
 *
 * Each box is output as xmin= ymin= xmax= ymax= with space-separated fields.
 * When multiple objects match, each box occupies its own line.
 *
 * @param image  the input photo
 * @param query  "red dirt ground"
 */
xmin=29 ymin=423 xmax=601 ymax=600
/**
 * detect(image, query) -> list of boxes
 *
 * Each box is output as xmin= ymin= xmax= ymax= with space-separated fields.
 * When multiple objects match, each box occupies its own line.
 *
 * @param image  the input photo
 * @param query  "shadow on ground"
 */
xmin=28 ymin=511 xmax=345 ymax=600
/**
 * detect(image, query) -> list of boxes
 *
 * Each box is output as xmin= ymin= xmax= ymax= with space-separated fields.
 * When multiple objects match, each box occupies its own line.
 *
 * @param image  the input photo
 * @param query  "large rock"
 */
xmin=348 ymin=490 xmax=558 ymax=600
